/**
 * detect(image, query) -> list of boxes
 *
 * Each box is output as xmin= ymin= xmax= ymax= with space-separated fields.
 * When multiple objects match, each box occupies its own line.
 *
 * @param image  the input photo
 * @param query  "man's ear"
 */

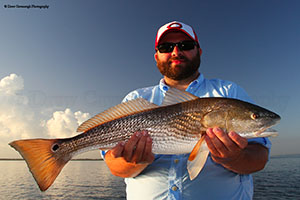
xmin=199 ymin=48 xmax=202 ymax=56
xmin=154 ymin=52 xmax=158 ymax=62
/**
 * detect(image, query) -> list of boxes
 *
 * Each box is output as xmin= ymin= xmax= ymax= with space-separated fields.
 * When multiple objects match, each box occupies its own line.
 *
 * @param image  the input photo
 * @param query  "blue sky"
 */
xmin=0 ymin=0 xmax=299 ymax=157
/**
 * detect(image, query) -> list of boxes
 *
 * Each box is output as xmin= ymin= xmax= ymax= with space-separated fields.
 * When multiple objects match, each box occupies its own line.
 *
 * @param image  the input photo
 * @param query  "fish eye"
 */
xmin=251 ymin=113 xmax=259 ymax=120
xmin=51 ymin=143 xmax=60 ymax=152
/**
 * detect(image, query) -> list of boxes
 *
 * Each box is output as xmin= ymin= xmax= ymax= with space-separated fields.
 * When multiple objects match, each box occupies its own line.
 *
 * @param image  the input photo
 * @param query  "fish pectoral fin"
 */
xmin=188 ymin=136 xmax=205 ymax=162
xmin=187 ymin=136 xmax=209 ymax=180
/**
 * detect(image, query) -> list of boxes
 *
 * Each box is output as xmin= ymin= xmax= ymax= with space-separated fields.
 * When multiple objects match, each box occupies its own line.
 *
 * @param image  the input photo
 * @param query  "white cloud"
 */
xmin=0 ymin=74 xmax=33 ymax=139
xmin=0 ymin=74 xmax=90 ymax=158
xmin=0 ymin=73 xmax=24 ymax=95
xmin=46 ymin=108 xmax=90 ymax=138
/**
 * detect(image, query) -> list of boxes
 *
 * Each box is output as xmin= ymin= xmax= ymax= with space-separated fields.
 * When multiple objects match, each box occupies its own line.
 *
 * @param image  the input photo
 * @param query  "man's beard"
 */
xmin=156 ymin=51 xmax=201 ymax=81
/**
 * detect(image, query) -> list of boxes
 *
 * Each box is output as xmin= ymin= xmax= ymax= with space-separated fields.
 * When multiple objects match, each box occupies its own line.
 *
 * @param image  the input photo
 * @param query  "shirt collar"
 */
xmin=159 ymin=73 xmax=205 ymax=93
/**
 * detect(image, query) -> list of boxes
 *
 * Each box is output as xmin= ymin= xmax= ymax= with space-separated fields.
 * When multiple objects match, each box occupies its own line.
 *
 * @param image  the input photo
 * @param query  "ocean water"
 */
xmin=253 ymin=154 xmax=300 ymax=200
xmin=1 ymin=155 xmax=299 ymax=200
xmin=0 ymin=160 xmax=126 ymax=200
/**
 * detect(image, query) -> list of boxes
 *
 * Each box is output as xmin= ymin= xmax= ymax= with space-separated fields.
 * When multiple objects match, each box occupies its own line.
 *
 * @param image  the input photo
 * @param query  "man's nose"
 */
xmin=171 ymin=46 xmax=182 ymax=57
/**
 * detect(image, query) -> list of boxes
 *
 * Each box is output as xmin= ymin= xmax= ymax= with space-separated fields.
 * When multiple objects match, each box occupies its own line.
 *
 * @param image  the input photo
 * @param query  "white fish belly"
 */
xmin=151 ymin=136 xmax=198 ymax=154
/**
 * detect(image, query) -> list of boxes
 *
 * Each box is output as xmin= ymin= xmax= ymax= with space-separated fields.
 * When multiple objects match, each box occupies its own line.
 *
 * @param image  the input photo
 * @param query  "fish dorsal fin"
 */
xmin=161 ymin=87 xmax=199 ymax=106
xmin=77 ymin=98 xmax=158 ymax=132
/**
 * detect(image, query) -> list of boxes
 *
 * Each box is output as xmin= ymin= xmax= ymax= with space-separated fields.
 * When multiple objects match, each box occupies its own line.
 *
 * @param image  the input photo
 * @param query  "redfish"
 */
xmin=9 ymin=88 xmax=280 ymax=191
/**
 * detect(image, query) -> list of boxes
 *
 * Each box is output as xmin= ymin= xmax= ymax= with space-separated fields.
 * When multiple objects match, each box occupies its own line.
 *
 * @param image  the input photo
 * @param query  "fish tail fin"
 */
xmin=187 ymin=135 xmax=209 ymax=180
xmin=9 ymin=139 xmax=71 ymax=191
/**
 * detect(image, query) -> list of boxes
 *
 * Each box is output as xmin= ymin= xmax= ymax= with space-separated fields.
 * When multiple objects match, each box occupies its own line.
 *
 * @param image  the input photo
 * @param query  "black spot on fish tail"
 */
xmin=51 ymin=144 xmax=59 ymax=152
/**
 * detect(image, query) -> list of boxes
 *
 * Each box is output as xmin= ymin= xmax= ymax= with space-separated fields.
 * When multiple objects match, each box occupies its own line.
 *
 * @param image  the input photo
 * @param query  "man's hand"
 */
xmin=111 ymin=130 xmax=154 ymax=164
xmin=105 ymin=130 xmax=154 ymax=178
xmin=205 ymin=127 xmax=248 ymax=164
xmin=205 ymin=127 xmax=269 ymax=174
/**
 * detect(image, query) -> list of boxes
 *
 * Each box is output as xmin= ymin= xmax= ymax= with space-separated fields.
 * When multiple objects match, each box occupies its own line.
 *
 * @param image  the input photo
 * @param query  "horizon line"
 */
xmin=0 ymin=158 xmax=103 ymax=161
xmin=1 ymin=153 xmax=300 ymax=161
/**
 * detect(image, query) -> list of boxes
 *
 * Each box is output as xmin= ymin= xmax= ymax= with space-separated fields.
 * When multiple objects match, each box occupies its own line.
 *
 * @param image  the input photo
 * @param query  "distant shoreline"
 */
xmin=1 ymin=154 xmax=300 ymax=161
xmin=0 ymin=158 xmax=103 ymax=161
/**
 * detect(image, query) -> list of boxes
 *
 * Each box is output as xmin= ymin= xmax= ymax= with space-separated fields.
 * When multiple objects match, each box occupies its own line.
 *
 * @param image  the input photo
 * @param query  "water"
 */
xmin=1 ymin=155 xmax=299 ymax=200
xmin=0 ymin=160 xmax=126 ymax=200
xmin=253 ymin=154 xmax=300 ymax=200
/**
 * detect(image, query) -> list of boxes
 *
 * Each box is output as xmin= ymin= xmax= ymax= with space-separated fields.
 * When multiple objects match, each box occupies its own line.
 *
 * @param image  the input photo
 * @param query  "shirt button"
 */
xmin=172 ymin=186 xmax=178 ymax=191
xmin=174 ymin=159 xmax=179 ymax=164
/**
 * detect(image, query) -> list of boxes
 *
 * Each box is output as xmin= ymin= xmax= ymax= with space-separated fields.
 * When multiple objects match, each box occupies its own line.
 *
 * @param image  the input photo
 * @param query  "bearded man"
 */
xmin=103 ymin=21 xmax=271 ymax=200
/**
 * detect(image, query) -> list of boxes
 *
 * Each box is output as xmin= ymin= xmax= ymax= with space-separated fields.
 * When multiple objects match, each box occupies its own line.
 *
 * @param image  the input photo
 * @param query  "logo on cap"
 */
xmin=168 ymin=22 xmax=182 ymax=29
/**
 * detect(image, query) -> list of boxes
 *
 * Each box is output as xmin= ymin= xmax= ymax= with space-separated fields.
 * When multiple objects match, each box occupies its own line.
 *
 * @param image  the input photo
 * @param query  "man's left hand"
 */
xmin=205 ymin=127 xmax=248 ymax=166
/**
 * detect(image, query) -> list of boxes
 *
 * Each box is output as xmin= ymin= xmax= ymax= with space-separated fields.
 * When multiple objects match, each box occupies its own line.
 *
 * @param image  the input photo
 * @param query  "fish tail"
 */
xmin=9 ymin=139 xmax=71 ymax=191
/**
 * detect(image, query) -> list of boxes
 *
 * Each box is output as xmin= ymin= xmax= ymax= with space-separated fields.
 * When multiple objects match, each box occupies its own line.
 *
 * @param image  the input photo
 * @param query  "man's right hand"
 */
xmin=104 ymin=130 xmax=154 ymax=178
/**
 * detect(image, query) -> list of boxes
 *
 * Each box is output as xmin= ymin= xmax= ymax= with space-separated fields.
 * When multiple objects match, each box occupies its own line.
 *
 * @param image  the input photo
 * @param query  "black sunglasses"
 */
xmin=156 ymin=40 xmax=199 ymax=53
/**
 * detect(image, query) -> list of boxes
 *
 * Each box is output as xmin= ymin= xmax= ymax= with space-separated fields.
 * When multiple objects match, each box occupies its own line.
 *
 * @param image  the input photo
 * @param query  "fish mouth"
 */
xmin=252 ymin=117 xmax=281 ymax=137
xmin=239 ymin=126 xmax=279 ymax=139
xmin=253 ymin=128 xmax=279 ymax=137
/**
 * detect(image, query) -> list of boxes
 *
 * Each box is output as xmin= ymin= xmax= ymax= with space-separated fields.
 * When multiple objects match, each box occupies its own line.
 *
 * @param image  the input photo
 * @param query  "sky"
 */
xmin=0 ymin=0 xmax=299 ymax=158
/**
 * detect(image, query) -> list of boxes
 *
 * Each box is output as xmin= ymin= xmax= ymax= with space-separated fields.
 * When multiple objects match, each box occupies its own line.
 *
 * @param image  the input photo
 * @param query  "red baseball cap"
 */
xmin=155 ymin=21 xmax=199 ymax=48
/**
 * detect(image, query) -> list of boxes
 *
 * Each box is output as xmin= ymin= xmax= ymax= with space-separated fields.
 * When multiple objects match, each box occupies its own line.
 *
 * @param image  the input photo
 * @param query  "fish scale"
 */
xmin=68 ymin=105 xmax=198 ymax=154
